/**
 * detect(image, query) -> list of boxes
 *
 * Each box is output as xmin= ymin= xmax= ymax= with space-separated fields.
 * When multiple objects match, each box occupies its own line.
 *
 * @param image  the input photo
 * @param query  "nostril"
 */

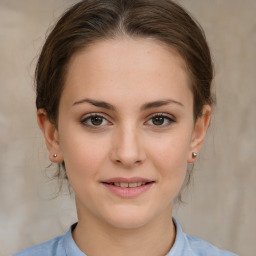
xmin=113 ymin=160 xmax=142 ymax=169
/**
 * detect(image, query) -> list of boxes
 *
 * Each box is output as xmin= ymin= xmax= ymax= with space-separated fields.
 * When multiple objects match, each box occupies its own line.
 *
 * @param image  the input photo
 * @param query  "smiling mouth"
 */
xmin=101 ymin=180 xmax=154 ymax=198
xmin=103 ymin=181 xmax=154 ymax=188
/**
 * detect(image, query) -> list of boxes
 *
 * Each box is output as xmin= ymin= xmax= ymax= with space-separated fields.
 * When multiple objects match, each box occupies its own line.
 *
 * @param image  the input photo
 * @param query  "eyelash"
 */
xmin=80 ymin=112 xmax=176 ymax=129
xmin=147 ymin=113 xmax=175 ymax=127
xmin=80 ymin=113 xmax=111 ymax=129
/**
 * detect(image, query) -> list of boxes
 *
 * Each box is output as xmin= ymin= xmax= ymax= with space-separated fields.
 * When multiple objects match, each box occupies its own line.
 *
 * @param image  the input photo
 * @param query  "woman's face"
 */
xmin=40 ymin=38 xmax=210 ymax=229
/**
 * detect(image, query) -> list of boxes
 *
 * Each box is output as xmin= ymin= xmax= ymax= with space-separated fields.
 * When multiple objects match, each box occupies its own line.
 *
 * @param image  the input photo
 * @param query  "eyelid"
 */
xmin=80 ymin=112 xmax=112 ymax=128
xmin=80 ymin=112 xmax=176 ymax=129
xmin=145 ymin=112 xmax=176 ymax=127
xmin=81 ymin=112 xmax=109 ymax=119
xmin=146 ymin=112 xmax=176 ymax=121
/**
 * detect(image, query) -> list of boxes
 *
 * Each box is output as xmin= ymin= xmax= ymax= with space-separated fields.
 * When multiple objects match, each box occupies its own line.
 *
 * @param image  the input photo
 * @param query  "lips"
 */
xmin=102 ymin=177 xmax=153 ymax=184
xmin=111 ymin=182 xmax=148 ymax=188
xmin=101 ymin=177 xmax=155 ymax=198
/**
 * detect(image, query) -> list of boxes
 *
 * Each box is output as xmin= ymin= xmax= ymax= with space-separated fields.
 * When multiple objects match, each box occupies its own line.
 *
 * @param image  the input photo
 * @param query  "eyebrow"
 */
xmin=140 ymin=99 xmax=183 ymax=110
xmin=73 ymin=98 xmax=115 ymax=110
xmin=72 ymin=98 xmax=183 ymax=111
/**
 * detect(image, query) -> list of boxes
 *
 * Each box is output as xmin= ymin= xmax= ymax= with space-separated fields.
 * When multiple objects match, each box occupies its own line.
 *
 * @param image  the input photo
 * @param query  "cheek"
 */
xmin=59 ymin=130 xmax=109 ymax=179
xmin=147 ymin=131 xmax=191 ymax=182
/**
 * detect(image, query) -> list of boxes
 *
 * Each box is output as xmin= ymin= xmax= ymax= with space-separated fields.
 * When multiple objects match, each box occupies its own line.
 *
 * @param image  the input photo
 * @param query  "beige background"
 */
xmin=0 ymin=0 xmax=255 ymax=255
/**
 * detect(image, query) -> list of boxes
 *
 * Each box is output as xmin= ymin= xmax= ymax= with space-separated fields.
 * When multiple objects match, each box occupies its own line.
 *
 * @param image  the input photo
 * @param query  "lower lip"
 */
xmin=101 ymin=183 xmax=154 ymax=198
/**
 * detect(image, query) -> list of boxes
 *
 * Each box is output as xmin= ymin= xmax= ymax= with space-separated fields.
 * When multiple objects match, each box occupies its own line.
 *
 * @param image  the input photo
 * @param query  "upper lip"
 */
xmin=101 ymin=177 xmax=154 ymax=183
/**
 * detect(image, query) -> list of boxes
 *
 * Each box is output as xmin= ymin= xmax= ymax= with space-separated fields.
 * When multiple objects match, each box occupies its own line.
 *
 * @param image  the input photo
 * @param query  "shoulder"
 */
xmin=184 ymin=233 xmax=238 ymax=256
xmin=169 ymin=218 xmax=238 ymax=256
xmin=13 ymin=234 xmax=66 ymax=256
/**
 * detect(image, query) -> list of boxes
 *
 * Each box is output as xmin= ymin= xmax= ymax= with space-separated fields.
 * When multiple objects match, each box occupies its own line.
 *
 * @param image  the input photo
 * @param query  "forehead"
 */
xmin=62 ymin=37 xmax=192 ymax=108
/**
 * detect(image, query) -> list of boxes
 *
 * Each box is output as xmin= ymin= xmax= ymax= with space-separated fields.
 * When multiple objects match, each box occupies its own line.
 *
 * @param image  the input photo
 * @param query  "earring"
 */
xmin=53 ymin=153 xmax=57 ymax=158
xmin=192 ymin=152 xmax=198 ymax=158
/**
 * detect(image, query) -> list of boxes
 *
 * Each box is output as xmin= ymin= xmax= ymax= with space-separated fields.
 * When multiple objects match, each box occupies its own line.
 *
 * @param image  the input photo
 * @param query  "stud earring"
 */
xmin=53 ymin=153 xmax=57 ymax=158
xmin=192 ymin=152 xmax=198 ymax=158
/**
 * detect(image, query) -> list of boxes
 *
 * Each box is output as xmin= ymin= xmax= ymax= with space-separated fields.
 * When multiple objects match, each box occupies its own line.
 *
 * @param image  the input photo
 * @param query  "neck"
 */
xmin=72 ymin=203 xmax=176 ymax=256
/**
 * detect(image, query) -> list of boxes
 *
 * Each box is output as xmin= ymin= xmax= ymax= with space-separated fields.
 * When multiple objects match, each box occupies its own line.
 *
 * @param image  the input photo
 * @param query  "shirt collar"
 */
xmin=62 ymin=218 xmax=187 ymax=256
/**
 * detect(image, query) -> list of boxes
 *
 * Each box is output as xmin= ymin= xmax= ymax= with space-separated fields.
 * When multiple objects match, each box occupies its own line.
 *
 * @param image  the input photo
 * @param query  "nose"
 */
xmin=110 ymin=125 xmax=146 ymax=168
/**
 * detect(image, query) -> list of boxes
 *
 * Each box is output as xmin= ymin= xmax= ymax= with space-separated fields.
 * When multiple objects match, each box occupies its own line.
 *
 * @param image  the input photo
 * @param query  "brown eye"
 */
xmin=91 ymin=116 xmax=103 ymax=126
xmin=81 ymin=114 xmax=110 ymax=128
xmin=152 ymin=116 xmax=165 ymax=126
xmin=146 ymin=114 xmax=175 ymax=127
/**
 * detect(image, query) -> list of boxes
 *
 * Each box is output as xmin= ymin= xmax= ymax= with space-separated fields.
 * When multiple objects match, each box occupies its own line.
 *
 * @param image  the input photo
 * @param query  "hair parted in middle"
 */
xmin=35 ymin=0 xmax=214 ymax=198
xmin=36 ymin=0 xmax=214 ymax=124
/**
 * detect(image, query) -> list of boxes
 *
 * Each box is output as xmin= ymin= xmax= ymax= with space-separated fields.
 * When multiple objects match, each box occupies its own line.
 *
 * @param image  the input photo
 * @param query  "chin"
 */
xmin=100 ymin=206 xmax=158 ymax=230
xmin=106 ymin=215 xmax=151 ymax=230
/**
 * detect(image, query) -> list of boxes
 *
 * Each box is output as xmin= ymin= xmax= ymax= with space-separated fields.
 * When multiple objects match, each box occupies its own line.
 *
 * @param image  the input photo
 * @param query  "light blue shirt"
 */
xmin=13 ymin=219 xmax=237 ymax=256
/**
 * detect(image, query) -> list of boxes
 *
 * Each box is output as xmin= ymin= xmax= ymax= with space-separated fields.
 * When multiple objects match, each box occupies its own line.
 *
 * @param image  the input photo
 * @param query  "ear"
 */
xmin=37 ymin=109 xmax=63 ymax=163
xmin=187 ymin=105 xmax=211 ymax=163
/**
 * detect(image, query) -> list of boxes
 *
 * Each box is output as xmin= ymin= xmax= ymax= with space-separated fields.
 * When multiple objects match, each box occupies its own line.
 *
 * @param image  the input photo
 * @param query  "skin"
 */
xmin=38 ymin=37 xmax=211 ymax=256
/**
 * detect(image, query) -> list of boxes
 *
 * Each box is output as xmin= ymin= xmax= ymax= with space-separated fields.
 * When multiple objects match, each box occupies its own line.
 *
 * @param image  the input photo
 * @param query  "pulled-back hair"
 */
xmin=36 ymin=0 xmax=214 ymax=197
xmin=36 ymin=0 xmax=214 ymax=124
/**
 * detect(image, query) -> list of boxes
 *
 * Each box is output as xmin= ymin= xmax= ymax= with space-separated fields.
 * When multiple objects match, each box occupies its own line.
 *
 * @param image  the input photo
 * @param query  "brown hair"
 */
xmin=36 ymin=0 xmax=214 ymax=196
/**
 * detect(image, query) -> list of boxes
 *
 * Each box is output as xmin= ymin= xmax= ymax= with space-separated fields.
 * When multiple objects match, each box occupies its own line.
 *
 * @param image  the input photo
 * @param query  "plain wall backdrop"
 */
xmin=0 ymin=0 xmax=255 ymax=255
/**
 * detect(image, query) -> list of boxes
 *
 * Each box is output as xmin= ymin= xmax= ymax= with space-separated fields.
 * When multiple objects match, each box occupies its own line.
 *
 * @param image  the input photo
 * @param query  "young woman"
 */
xmin=14 ymin=0 xmax=237 ymax=255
